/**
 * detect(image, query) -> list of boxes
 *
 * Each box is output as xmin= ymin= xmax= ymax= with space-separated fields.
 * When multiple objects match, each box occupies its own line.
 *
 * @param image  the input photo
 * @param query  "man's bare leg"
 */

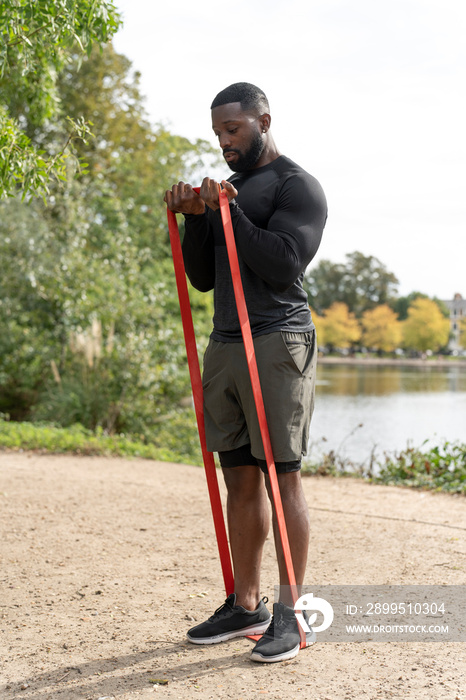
xmin=222 ymin=464 xmax=270 ymax=611
xmin=265 ymin=471 xmax=310 ymax=607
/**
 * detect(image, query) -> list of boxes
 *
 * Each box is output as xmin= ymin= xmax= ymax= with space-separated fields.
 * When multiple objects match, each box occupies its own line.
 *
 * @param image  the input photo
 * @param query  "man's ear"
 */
xmin=259 ymin=113 xmax=271 ymax=133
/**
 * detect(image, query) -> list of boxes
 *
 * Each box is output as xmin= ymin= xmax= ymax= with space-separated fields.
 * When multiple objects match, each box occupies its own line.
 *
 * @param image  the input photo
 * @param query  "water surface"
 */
xmin=309 ymin=364 xmax=466 ymax=467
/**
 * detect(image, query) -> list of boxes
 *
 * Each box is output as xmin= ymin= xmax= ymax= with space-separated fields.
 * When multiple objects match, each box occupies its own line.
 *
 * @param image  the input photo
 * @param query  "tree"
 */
xmin=391 ymin=292 xmax=428 ymax=320
xmin=458 ymin=317 xmax=466 ymax=350
xmin=0 ymin=45 xmax=215 ymax=446
xmin=54 ymin=44 xmax=217 ymax=256
xmin=305 ymin=251 xmax=399 ymax=317
xmin=0 ymin=0 xmax=121 ymax=198
xmin=320 ymin=302 xmax=361 ymax=351
xmin=402 ymin=298 xmax=451 ymax=353
xmin=433 ymin=297 xmax=450 ymax=319
xmin=361 ymin=305 xmax=402 ymax=353
xmin=310 ymin=307 xmax=326 ymax=348
xmin=305 ymin=259 xmax=345 ymax=315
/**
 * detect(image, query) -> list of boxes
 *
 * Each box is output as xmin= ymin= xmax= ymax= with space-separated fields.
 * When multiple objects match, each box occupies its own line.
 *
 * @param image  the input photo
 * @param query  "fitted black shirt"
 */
xmin=182 ymin=155 xmax=327 ymax=342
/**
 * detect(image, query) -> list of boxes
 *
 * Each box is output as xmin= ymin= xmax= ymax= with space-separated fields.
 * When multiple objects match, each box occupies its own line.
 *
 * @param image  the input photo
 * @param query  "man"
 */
xmin=164 ymin=82 xmax=327 ymax=663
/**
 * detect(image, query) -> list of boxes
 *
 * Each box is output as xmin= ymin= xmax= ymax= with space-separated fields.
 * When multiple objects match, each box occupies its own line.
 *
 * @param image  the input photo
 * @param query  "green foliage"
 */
xmin=0 ymin=177 xmax=210 ymax=434
xmin=433 ymin=297 xmax=450 ymax=319
xmin=305 ymin=251 xmax=399 ymax=317
xmin=391 ymin=291 xmax=428 ymax=321
xmin=0 ymin=416 xmax=202 ymax=465
xmin=0 ymin=44 xmax=216 ymax=452
xmin=302 ymin=451 xmax=358 ymax=478
xmin=0 ymin=0 xmax=121 ymax=198
xmin=0 ymin=108 xmax=93 ymax=198
xmin=303 ymin=440 xmax=466 ymax=495
xmin=310 ymin=272 xmax=453 ymax=354
xmin=3 ymin=418 xmax=464 ymax=495
xmin=0 ymin=1 xmax=121 ymax=81
xmin=53 ymin=45 xmax=217 ymax=255
xmin=375 ymin=441 xmax=466 ymax=494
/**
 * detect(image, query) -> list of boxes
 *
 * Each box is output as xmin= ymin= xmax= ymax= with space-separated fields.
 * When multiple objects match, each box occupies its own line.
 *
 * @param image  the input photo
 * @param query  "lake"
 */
xmin=309 ymin=362 xmax=466 ymax=467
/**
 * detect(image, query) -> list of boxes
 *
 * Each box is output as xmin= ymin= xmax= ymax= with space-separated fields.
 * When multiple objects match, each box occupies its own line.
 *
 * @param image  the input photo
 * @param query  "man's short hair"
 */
xmin=211 ymin=82 xmax=270 ymax=116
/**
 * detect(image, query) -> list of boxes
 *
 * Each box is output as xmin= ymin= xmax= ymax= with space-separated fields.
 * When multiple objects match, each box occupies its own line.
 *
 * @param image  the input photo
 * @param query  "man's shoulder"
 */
xmin=272 ymin=156 xmax=326 ymax=203
xmin=271 ymin=156 xmax=322 ymax=188
xmin=229 ymin=156 xmax=326 ymax=214
xmin=229 ymin=155 xmax=315 ymax=186
xmin=270 ymin=155 xmax=307 ymax=176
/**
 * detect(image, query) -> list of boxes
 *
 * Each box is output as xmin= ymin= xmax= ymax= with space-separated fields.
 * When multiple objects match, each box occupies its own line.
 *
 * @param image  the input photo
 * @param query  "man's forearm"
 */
xmin=182 ymin=213 xmax=215 ymax=292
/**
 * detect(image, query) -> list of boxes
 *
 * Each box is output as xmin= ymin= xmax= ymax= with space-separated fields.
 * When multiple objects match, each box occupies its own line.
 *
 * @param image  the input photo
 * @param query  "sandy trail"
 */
xmin=1 ymin=452 xmax=465 ymax=699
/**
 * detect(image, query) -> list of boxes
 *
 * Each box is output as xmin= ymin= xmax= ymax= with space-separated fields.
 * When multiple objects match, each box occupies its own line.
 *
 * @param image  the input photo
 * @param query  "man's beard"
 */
xmin=225 ymin=130 xmax=264 ymax=173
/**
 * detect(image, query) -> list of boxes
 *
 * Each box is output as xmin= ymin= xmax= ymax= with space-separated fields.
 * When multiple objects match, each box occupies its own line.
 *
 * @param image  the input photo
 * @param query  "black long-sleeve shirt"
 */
xmin=182 ymin=155 xmax=327 ymax=342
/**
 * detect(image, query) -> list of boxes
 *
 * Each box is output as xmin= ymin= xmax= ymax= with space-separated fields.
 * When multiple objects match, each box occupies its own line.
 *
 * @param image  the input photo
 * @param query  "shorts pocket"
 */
xmin=281 ymin=331 xmax=315 ymax=375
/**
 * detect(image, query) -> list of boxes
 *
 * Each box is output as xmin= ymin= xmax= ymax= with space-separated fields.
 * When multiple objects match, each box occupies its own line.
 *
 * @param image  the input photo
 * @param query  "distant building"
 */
xmin=441 ymin=293 xmax=466 ymax=351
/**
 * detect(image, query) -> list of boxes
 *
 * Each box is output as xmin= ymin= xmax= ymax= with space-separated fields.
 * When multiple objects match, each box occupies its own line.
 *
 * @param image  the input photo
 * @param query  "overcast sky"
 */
xmin=113 ymin=0 xmax=465 ymax=300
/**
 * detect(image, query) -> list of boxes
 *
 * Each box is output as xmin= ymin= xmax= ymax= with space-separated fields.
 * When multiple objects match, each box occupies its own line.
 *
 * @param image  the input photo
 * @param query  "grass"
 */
xmin=0 ymin=418 xmax=192 ymax=464
xmin=1 ymin=419 xmax=465 ymax=495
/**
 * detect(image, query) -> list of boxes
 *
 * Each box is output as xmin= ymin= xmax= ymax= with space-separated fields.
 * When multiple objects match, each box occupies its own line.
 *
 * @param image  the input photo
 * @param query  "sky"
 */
xmin=112 ymin=0 xmax=465 ymax=300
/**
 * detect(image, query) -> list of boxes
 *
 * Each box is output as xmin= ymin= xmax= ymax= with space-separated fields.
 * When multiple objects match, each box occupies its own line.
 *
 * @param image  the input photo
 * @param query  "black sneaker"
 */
xmin=250 ymin=601 xmax=316 ymax=663
xmin=186 ymin=593 xmax=271 ymax=645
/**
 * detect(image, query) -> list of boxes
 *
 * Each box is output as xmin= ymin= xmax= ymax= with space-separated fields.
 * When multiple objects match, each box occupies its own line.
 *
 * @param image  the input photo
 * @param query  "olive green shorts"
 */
xmin=202 ymin=330 xmax=316 ymax=473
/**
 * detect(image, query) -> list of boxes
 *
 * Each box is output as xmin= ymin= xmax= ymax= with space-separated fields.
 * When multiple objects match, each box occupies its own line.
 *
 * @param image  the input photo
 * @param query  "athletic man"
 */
xmin=164 ymin=82 xmax=327 ymax=663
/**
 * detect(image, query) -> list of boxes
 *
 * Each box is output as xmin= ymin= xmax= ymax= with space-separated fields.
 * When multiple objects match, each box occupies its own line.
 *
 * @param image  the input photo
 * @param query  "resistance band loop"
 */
xmin=167 ymin=206 xmax=234 ymax=597
xmin=167 ymin=189 xmax=305 ymax=648
xmin=218 ymin=191 xmax=306 ymax=648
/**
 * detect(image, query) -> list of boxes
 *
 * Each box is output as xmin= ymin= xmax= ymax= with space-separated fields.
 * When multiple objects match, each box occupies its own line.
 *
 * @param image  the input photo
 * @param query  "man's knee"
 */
xmin=222 ymin=464 xmax=265 ymax=501
xmin=265 ymin=470 xmax=306 ymax=504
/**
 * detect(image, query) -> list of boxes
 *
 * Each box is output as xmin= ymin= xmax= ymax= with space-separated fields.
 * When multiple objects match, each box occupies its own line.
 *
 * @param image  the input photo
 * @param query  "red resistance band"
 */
xmin=167 ymin=188 xmax=305 ymax=648
xmin=167 ymin=204 xmax=234 ymax=597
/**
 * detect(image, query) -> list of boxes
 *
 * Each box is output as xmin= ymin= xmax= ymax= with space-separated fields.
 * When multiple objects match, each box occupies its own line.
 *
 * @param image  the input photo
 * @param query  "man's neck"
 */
xmin=253 ymin=136 xmax=281 ymax=170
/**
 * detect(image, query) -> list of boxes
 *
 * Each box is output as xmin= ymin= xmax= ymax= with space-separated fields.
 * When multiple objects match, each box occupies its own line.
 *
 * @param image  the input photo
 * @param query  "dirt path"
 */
xmin=1 ymin=452 xmax=465 ymax=700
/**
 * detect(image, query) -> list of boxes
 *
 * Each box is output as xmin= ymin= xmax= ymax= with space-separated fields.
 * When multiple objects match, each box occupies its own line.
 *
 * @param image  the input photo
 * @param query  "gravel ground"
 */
xmin=1 ymin=452 xmax=465 ymax=700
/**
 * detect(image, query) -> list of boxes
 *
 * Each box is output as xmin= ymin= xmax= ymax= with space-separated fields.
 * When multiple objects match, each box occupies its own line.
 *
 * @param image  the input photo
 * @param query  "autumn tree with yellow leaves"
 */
xmin=402 ymin=298 xmax=450 ymax=352
xmin=361 ymin=305 xmax=402 ymax=353
xmin=318 ymin=302 xmax=361 ymax=351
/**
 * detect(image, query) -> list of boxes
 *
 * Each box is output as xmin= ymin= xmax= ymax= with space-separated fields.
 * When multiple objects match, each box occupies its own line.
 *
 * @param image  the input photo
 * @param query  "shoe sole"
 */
xmin=186 ymin=618 xmax=272 ymax=645
xmin=250 ymin=631 xmax=317 ymax=663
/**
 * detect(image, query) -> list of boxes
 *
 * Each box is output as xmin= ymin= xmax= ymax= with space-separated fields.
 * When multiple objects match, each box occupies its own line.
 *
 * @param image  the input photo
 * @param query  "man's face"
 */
xmin=211 ymin=102 xmax=265 ymax=173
